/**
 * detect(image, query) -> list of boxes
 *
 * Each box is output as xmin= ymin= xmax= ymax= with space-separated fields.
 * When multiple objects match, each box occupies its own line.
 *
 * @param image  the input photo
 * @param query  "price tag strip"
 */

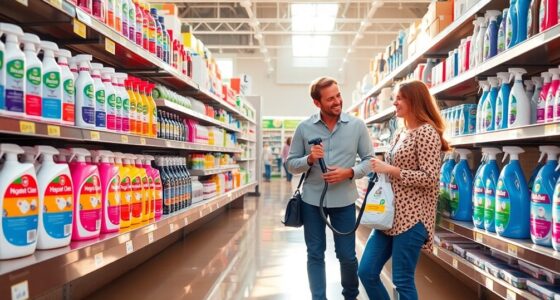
xmin=47 ymin=125 xmax=61 ymax=137
xmin=11 ymin=281 xmax=29 ymax=300
xmin=125 ymin=240 xmax=134 ymax=254
xmin=19 ymin=121 xmax=36 ymax=134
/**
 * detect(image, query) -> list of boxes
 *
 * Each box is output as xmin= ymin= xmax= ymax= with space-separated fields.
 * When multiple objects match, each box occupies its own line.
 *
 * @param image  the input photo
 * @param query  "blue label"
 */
xmin=43 ymin=97 xmax=62 ymax=119
xmin=82 ymin=106 xmax=95 ymax=124
xmin=0 ymin=85 xmax=4 ymax=110
xmin=6 ymin=89 xmax=24 ymax=113
xmin=2 ymin=215 xmax=38 ymax=246
xmin=95 ymin=111 xmax=107 ymax=128
xmin=44 ymin=211 xmax=72 ymax=238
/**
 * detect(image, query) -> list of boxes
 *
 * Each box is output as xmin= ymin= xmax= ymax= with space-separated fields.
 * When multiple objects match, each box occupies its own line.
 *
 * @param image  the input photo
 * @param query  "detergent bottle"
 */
xmin=482 ymin=77 xmax=500 ymax=132
xmin=1 ymin=23 xmax=25 ymax=116
xmin=156 ymin=156 xmax=172 ymax=215
xmin=143 ymin=155 xmax=161 ymax=219
xmin=530 ymin=76 xmax=543 ymax=124
xmin=542 ymin=0 xmax=558 ymax=31
xmin=21 ymin=33 xmax=42 ymax=120
xmin=515 ymin=0 xmax=532 ymax=44
xmin=531 ymin=146 xmax=560 ymax=246
xmin=439 ymin=152 xmax=457 ymax=218
xmin=508 ymin=68 xmax=531 ymax=127
xmin=553 ymin=67 xmax=560 ymax=121
xmin=146 ymin=84 xmax=158 ymax=138
xmin=484 ymin=10 xmax=502 ymax=61
xmin=135 ymin=80 xmax=148 ymax=136
xmin=498 ymin=9 xmax=509 ymax=53
xmin=91 ymin=63 xmax=107 ymax=130
xmin=0 ymin=144 xmax=39 ymax=259
xmin=124 ymin=78 xmax=136 ymax=133
xmin=127 ymin=154 xmax=143 ymax=224
xmin=450 ymin=149 xmax=473 ymax=221
xmin=68 ymin=57 xmax=78 ymax=81
xmin=115 ymin=152 xmax=132 ymax=228
xmin=496 ymin=146 xmax=530 ymax=238
xmin=508 ymin=0 xmax=519 ymax=48
xmin=101 ymin=67 xmax=117 ymax=131
xmin=68 ymin=148 xmax=101 ymax=240
xmin=91 ymin=150 xmax=120 ymax=233
xmin=473 ymin=152 xmax=489 ymax=229
xmin=525 ymin=80 xmax=535 ymax=102
xmin=57 ymin=49 xmax=75 ymax=125
xmin=112 ymin=72 xmax=125 ymax=132
xmin=538 ymin=71 xmax=552 ymax=123
xmin=74 ymin=55 xmax=95 ymax=128
xmin=476 ymin=16 xmax=489 ymax=67
xmin=41 ymin=41 xmax=62 ymax=123
xmin=546 ymin=68 xmax=560 ymax=123
xmin=476 ymin=80 xmax=490 ymax=133
xmin=495 ymin=72 xmax=512 ymax=130
xmin=529 ymin=158 xmax=545 ymax=193
xmin=134 ymin=155 xmax=151 ymax=222
xmin=528 ymin=0 xmax=540 ymax=37
xmin=470 ymin=17 xmax=486 ymax=69
xmin=483 ymin=148 xmax=502 ymax=232
xmin=35 ymin=146 xmax=73 ymax=249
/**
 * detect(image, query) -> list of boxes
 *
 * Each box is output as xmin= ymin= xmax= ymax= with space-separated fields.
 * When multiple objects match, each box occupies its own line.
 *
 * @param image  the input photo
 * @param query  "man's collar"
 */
xmin=313 ymin=113 xmax=349 ymax=123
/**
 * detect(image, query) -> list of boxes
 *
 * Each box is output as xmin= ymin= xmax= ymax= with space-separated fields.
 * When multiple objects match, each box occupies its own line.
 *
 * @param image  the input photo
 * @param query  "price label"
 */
xmin=121 ymin=135 xmax=129 ymax=143
xmin=73 ymin=19 xmax=87 ymax=39
xmin=184 ymin=218 xmax=189 ymax=226
xmin=11 ymin=281 xmax=29 ymax=300
xmin=148 ymin=232 xmax=154 ymax=244
xmin=125 ymin=240 xmax=134 ymax=254
xmin=545 ymin=124 xmax=558 ymax=136
xmin=105 ymin=38 xmax=116 ymax=55
xmin=448 ymin=223 xmax=455 ymax=231
xmin=47 ymin=125 xmax=61 ymax=137
xmin=94 ymin=253 xmax=104 ymax=268
xmin=475 ymin=232 xmax=483 ymax=243
xmin=46 ymin=0 xmax=61 ymax=9
xmin=75 ymin=8 xmax=92 ymax=25
xmin=432 ymin=247 xmax=438 ymax=256
xmin=507 ymin=244 xmax=518 ymax=257
xmin=452 ymin=258 xmax=459 ymax=269
xmin=507 ymin=290 xmax=517 ymax=300
xmin=140 ymin=138 xmax=146 ymax=145
xmin=15 ymin=0 xmax=28 ymax=6
xmin=19 ymin=121 xmax=36 ymax=134
xmin=485 ymin=278 xmax=494 ymax=290
xmin=90 ymin=131 xmax=101 ymax=140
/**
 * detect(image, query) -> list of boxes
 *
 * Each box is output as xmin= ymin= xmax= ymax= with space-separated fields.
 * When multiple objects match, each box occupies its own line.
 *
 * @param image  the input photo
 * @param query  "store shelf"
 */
xmin=448 ymin=122 xmax=560 ymax=147
xmin=431 ymin=24 xmax=560 ymax=99
xmin=0 ymin=182 xmax=257 ymax=299
xmin=155 ymin=100 xmax=241 ymax=133
xmin=428 ymin=246 xmax=540 ymax=300
xmin=438 ymin=218 xmax=560 ymax=273
xmin=189 ymin=165 xmax=240 ymax=176
xmin=346 ymin=0 xmax=502 ymax=112
xmin=187 ymin=89 xmax=256 ymax=124
xmin=237 ymin=134 xmax=257 ymax=143
xmin=237 ymin=157 xmax=256 ymax=162
xmin=0 ymin=116 xmax=242 ymax=153
xmin=364 ymin=107 xmax=396 ymax=124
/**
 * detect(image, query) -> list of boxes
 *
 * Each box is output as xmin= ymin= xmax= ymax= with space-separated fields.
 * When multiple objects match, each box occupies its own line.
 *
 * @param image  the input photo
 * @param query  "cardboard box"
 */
xmin=429 ymin=15 xmax=454 ymax=38
xmin=427 ymin=0 xmax=454 ymax=25
xmin=407 ymin=20 xmax=422 ymax=43
xmin=150 ymin=3 xmax=179 ymax=16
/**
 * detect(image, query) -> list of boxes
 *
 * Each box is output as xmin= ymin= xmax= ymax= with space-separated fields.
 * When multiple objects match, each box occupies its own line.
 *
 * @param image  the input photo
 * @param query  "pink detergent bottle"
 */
xmin=538 ymin=72 xmax=552 ymax=123
xmin=91 ymin=150 xmax=121 ymax=233
xmin=68 ymin=148 xmax=102 ymax=241
xmin=546 ymin=69 xmax=560 ymax=123
xmin=142 ymin=155 xmax=161 ymax=219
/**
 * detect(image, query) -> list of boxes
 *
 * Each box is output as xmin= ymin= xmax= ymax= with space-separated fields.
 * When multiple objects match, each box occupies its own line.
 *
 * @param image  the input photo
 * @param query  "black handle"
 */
xmin=308 ymin=137 xmax=328 ymax=173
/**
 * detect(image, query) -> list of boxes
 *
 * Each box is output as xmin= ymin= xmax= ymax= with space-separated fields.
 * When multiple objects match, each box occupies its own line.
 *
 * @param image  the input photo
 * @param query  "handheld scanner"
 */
xmin=308 ymin=138 xmax=327 ymax=173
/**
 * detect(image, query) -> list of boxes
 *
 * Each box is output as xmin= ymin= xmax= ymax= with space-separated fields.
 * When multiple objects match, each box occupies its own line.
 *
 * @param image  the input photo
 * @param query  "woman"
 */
xmin=358 ymin=80 xmax=450 ymax=300
xmin=281 ymin=137 xmax=293 ymax=182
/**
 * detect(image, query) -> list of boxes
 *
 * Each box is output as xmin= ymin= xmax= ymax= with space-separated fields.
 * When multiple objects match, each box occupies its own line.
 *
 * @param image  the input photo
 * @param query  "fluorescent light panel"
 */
xmin=291 ymin=3 xmax=338 ymax=57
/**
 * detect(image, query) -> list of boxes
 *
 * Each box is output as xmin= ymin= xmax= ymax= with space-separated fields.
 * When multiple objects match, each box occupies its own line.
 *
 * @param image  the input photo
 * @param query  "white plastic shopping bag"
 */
xmin=360 ymin=174 xmax=394 ymax=230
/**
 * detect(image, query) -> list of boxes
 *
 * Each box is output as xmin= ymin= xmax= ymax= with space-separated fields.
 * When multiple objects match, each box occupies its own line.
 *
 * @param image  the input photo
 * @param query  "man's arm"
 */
xmin=286 ymin=125 xmax=311 ymax=174
xmin=351 ymin=120 xmax=374 ymax=179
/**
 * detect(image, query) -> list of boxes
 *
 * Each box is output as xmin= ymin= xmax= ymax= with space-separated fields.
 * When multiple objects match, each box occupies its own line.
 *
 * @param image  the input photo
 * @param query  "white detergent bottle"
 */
xmin=21 ymin=33 xmax=42 ymax=120
xmin=470 ymin=17 xmax=486 ymax=69
xmin=101 ymin=67 xmax=117 ymax=131
xmin=35 ymin=146 xmax=73 ymax=249
xmin=0 ymin=144 xmax=39 ymax=259
xmin=1 ymin=23 xmax=25 ymax=116
xmin=40 ymin=41 xmax=62 ymax=123
xmin=91 ymin=63 xmax=107 ymax=130
xmin=476 ymin=80 xmax=490 ymax=133
xmin=531 ymin=76 xmax=544 ymax=124
xmin=476 ymin=14 xmax=489 ymax=67
xmin=111 ymin=72 xmax=124 ymax=132
xmin=116 ymin=73 xmax=129 ymax=133
xmin=68 ymin=57 xmax=78 ymax=81
xmin=508 ymin=68 xmax=531 ymax=128
xmin=74 ymin=55 xmax=95 ymax=128
xmin=57 ymin=49 xmax=75 ymax=126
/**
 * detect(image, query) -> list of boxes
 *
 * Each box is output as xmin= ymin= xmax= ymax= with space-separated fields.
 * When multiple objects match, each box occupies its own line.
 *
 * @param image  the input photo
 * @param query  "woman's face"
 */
xmin=394 ymin=91 xmax=411 ymax=119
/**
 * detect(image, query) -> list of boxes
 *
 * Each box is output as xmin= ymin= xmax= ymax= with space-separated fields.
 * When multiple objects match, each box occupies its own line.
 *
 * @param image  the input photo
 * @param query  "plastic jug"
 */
xmin=516 ymin=0 xmax=532 ymax=44
xmin=508 ymin=68 xmax=531 ymax=127
xmin=508 ymin=0 xmax=519 ymax=48
xmin=477 ymin=80 xmax=490 ymax=133
xmin=482 ymin=77 xmax=500 ymax=132
xmin=484 ymin=10 xmax=502 ymax=61
xmin=114 ymin=152 xmax=132 ymax=228
xmin=74 ymin=55 xmax=95 ymax=128
xmin=91 ymin=63 xmax=107 ymax=130
xmin=495 ymin=72 xmax=512 ymax=130
xmin=41 ymin=41 xmax=63 ymax=123
xmin=91 ymin=150 xmax=120 ymax=233
xmin=473 ymin=152 xmax=489 ymax=229
xmin=2 ymin=24 xmax=25 ymax=116
xmin=134 ymin=155 xmax=151 ymax=222
xmin=57 ymin=49 xmax=75 ymax=125
xmin=484 ymin=149 xmax=503 ymax=232
xmin=498 ymin=9 xmax=509 ymax=53
xmin=21 ymin=33 xmax=42 ymax=120
xmin=450 ymin=149 xmax=473 ymax=221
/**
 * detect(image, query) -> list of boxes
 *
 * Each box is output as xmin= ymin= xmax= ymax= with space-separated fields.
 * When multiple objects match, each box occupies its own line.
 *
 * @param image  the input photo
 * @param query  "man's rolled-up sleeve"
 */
xmin=286 ymin=125 xmax=311 ymax=174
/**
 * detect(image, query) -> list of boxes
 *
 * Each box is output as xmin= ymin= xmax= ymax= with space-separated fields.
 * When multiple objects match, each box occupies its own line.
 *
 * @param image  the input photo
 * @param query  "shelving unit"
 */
xmin=155 ymin=100 xmax=242 ymax=133
xmin=189 ymin=165 xmax=240 ymax=176
xmin=365 ymin=107 xmax=396 ymax=125
xmin=448 ymin=122 xmax=560 ymax=147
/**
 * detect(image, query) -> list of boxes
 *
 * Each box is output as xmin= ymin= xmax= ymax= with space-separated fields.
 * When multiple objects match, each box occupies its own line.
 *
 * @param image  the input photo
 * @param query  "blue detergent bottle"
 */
xmin=482 ymin=77 xmax=500 ymax=132
xmin=530 ymin=146 xmax=560 ymax=246
xmin=439 ymin=152 xmax=457 ymax=218
xmin=508 ymin=0 xmax=519 ymax=48
xmin=484 ymin=10 xmax=503 ymax=61
xmin=529 ymin=160 xmax=545 ymax=192
xmin=450 ymin=149 xmax=473 ymax=221
xmin=496 ymin=146 xmax=530 ymax=238
xmin=516 ymin=0 xmax=532 ymax=44
xmin=495 ymin=72 xmax=512 ymax=130
xmin=484 ymin=148 xmax=503 ymax=232
xmin=477 ymin=80 xmax=490 ymax=133
xmin=473 ymin=152 xmax=489 ymax=228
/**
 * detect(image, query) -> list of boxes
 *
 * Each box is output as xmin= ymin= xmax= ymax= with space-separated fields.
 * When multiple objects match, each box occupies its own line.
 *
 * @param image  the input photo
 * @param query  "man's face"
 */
xmin=314 ymin=83 xmax=343 ymax=118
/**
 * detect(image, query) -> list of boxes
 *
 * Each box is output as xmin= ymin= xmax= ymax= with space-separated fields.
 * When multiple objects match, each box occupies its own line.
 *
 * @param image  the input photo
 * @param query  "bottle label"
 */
xmin=120 ymin=176 xmax=131 ymax=222
xmin=25 ymin=67 xmax=42 ymax=117
xmin=495 ymin=179 xmax=511 ymax=234
xmin=6 ymin=59 xmax=25 ymax=113
xmin=508 ymin=94 xmax=518 ymax=125
xmin=78 ymin=175 xmax=102 ymax=232
xmin=95 ymin=89 xmax=106 ymax=128
xmin=142 ymin=175 xmax=150 ymax=216
xmin=155 ymin=176 xmax=163 ymax=215
xmin=148 ymin=176 xmax=155 ymax=215
xmin=43 ymin=175 xmax=73 ymax=238
xmin=498 ymin=28 xmax=506 ymax=52
xmin=554 ymin=184 xmax=560 ymax=243
xmin=547 ymin=90 xmax=555 ymax=120
xmin=43 ymin=71 xmax=62 ymax=120
xmin=63 ymin=78 xmax=75 ymax=123
xmin=449 ymin=180 xmax=459 ymax=216
xmin=128 ymin=9 xmax=135 ymax=40
xmin=2 ymin=174 xmax=39 ymax=246
xmin=107 ymin=93 xmax=116 ymax=130
xmin=107 ymin=175 xmax=120 ymax=226
xmin=483 ymin=98 xmax=494 ymax=130
xmin=484 ymin=178 xmax=496 ymax=229
xmin=82 ymin=84 xmax=95 ymax=124
xmin=496 ymin=97 xmax=504 ymax=128
xmin=122 ymin=97 xmax=130 ymax=132
xmin=131 ymin=176 xmax=142 ymax=219
xmin=473 ymin=178 xmax=486 ymax=227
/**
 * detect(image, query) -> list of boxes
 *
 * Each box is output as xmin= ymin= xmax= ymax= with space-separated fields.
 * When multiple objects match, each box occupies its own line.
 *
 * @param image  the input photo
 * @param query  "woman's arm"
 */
xmin=397 ymin=126 xmax=441 ymax=188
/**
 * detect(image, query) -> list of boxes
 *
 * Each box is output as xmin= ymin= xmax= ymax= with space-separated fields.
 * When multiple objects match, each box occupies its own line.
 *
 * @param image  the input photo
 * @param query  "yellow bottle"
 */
xmin=139 ymin=82 xmax=151 ymax=137
xmin=135 ymin=155 xmax=151 ymax=222
xmin=146 ymin=84 xmax=158 ymax=138
xmin=127 ymin=154 xmax=143 ymax=225
xmin=126 ymin=79 xmax=138 ymax=135
xmin=133 ymin=81 xmax=147 ymax=136
xmin=115 ymin=153 xmax=132 ymax=229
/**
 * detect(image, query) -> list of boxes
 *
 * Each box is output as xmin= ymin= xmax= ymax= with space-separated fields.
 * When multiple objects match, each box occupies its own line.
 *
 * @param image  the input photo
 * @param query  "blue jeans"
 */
xmin=264 ymin=164 xmax=271 ymax=180
xmin=302 ymin=201 xmax=359 ymax=300
xmin=358 ymin=222 xmax=428 ymax=300
xmin=283 ymin=162 xmax=293 ymax=182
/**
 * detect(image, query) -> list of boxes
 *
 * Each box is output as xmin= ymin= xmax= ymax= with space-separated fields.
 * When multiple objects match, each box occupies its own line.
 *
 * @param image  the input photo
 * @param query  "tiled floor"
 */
xmin=88 ymin=178 xmax=477 ymax=300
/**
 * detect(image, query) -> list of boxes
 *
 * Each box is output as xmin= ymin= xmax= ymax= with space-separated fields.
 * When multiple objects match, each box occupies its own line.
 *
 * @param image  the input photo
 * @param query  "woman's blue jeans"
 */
xmin=358 ymin=222 xmax=428 ymax=300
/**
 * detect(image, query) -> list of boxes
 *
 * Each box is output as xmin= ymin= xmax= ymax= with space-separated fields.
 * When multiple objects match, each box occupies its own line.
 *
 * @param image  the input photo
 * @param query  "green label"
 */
xmin=64 ymin=79 xmax=74 ymax=95
xmin=27 ymin=67 xmax=42 ymax=85
xmin=484 ymin=178 xmax=496 ymax=227
xmin=115 ymin=95 xmax=122 ymax=109
xmin=84 ymin=84 xmax=94 ymax=98
xmin=152 ymin=88 xmax=161 ymax=99
xmin=107 ymin=94 xmax=116 ymax=108
xmin=122 ymin=98 xmax=130 ymax=112
xmin=96 ymin=90 xmax=106 ymax=105
xmin=7 ymin=59 xmax=24 ymax=79
xmin=449 ymin=176 xmax=459 ymax=215
xmin=473 ymin=178 xmax=485 ymax=226
xmin=43 ymin=71 xmax=60 ymax=88
xmin=0 ymin=51 xmax=3 ymax=69
xmin=129 ymin=8 xmax=134 ymax=20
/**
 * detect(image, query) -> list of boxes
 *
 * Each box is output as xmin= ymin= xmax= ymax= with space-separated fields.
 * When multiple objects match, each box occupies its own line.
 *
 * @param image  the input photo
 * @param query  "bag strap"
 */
xmin=296 ymin=169 xmax=311 ymax=191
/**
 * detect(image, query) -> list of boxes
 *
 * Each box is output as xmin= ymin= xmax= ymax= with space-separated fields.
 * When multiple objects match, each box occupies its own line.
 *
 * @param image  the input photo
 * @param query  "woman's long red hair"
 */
xmin=397 ymin=80 xmax=451 ymax=152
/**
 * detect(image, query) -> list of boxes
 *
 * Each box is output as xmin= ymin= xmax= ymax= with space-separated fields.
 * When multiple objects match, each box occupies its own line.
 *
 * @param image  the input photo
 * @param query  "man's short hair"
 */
xmin=309 ymin=77 xmax=338 ymax=101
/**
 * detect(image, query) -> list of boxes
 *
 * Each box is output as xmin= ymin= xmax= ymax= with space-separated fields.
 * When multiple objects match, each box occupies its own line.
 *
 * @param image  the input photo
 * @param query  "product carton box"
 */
xmin=427 ymin=0 xmax=454 ymax=25
xmin=150 ymin=3 xmax=179 ymax=16
xmin=429 ymin=15 xmax=454 ymax=38
xmin=407 ymin=20 xmax=422 ymax=44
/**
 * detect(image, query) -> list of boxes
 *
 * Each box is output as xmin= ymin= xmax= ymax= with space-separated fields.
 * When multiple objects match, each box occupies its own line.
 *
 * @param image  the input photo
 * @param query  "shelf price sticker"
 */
xmin=545 ymin=124 xmax=558 ymax=136
xmin=148 ymin=232 xmax=154 ymax=244
xmin=125 ymin=240 xmax=134 ymax=254
xmin=140 ymin=138 xmax=146 ymax=145
xmin=105 ymin=38 xmax=116 ymax=55
xmin=507 ymin=244 xmax=518 ymax=257
xmin=90 ymin=131 xmax=101 ymax=141
xmin=184 ymin=217 xmax=189 ymax=226
xmin=47 ymin=125 xmax=61 ymax=137
xmin=474 ymin=232 xmax=484 ymax=243
xmin=73 ymin=19 xmax=87 ymax=39
xmin=507 ymin=290 xmax=517 ymax=300
xmin=19 ymin=121 xmax=36 ymax=134
xmin=75 ymin=8 xmax=92 ymax=25
xmin=120 ymin=135 xmax=129 ymax=143
xmin=46 ymin=0 xmax=61 ymax=9
xmin=94 ymin=253 xmax=104 ymax=268
xmin=432 ymin=247 xmax=438 ymax=256
xmin=485 ymin=278 xmax=494 ymax=290
xmin=452 ymin=258 xmax=459 ymax=269
xmin=15 ymin=0 xmax=29 ymax=6
xmin=448 ymin=222 xmax=455 ymax=232
xmin=11 ymin=280 xmax=29 ymax=300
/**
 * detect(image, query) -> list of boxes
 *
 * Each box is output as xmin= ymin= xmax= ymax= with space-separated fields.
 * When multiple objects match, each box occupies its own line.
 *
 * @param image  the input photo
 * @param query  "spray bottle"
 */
xmin=20 ymin=146 xmax=40 ymax=171
xmin=525 ymin=80 xmax=535 ymax=101
xmin=57 ymin=49 xmax=75 ymax=125
xmin=498 ymin=9 xmax=509 ymax=53
xmin=496 ymin=146 xmax=530 ymax=238
xmin=476 ymin=80 xmax=490 ymax=133
xmin=125 ymin=78 xmax=136 ymax=134
xmin=484 ymin=10 xmax=502 ymax=61
xmin=530 ymin=146 xmax=560 ymax=246
xmin=133 ymin=0 xmax=143 ymax=46
xmin=91 ymin=63 xmax=106 ymax=130
xmin=126 ymin=154 xmax=143 ymax=224
xmin=482 ymin=148 xmax=502 ymax=232
xmin=101 ymin=67 xmax=117 ymax=131
xmin=450 ymin=149 xmax=473 ymax=221
xmin=68 ymin=148 xmax=101 ymax=240
xmin=143 ymin=155 xmax=161 ymax=219
xmin=482 ymin=77 xmax=500 ymax=132
xmin=470 ymin=17 xmax=486 ymax=69
xmin=21 ymin=33 xmax=42 ymax=120
xmin=35 ymin=146 xmax=73 ymax=249
xmin=542 ymin=0 xmax=558 ymax=31
xmin=508 ymin=0 xmax=520 ymax=48
xmin=0 ymin=144 xmax=39 ymax=259
xmin=41 ymin=41 xmax=63 ymax=123
xmin=546 ymin=68 xmax=560 ymax=122
xmin=134 ymin=155 xmax=151 ymax=222
xmin=508 ymin=68 xmax=531 ymax=127
xmin=74 ymin=55 xmax=95 ymax=128
xmin=473 ymin=151 xmax=490 ymax=229
xmin=2 ymin=23 xmax=25 ymax=116
xmin=515 ymin=0 xmax=532 ymax=44
xmin=531 ymin=76 xmax=543 ymax=124
xmin=110 ymin=72 xmax=123 ymax=132
xmin=127 ymin=0 xmax=136 ymax=41
xmin=115 ymin=152 xmax=132 ymax=228
xmin=495 ymin=72 xmax=512 ymax=130
xmin=116 ymin=73 xmax=129 ymax=132
xmin=477 ymin=14 xmax=490 ymax=66
xmin=537 ymin=72 xmax=552 ymax=123
xmin=553 ymin=66 xmax=560 ymax=121
xmin=91 ymin=150 xmax=120 ymax=233
xmin=68 ymin=57 xmax=78 ymax=81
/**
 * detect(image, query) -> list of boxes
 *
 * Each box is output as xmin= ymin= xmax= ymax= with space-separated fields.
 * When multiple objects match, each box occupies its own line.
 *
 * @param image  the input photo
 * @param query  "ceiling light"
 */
xmin=240 ymin=0 xmax=251 ymax=9
xmin=338 ymin=67 xmax=343 ymax=72
xmin=343 ymin=57 xmax=347 ymax=63
xmin=255 ymin=32 xmax=263 ymax=40
xmin=268 ymin=67 xmax=274 ymax=73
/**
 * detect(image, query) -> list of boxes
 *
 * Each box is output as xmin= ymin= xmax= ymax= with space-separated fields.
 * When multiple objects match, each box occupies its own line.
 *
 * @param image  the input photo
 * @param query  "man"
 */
xmin=263 ymin=143 xmax=273 ymax=182
xmin=287 ymin=77 xmax=374 ymax=300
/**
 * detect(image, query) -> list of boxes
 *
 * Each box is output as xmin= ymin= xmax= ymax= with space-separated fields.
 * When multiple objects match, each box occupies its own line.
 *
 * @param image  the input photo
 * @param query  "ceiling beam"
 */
xmin=182 ymin=18 xmax=418 ymax=24
xmin=194 ymin=30 xmax=400 ymax=35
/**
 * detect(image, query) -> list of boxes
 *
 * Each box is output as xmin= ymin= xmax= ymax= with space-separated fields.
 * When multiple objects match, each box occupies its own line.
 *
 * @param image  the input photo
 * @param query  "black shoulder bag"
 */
xmin=281 ymin=170 xmax=310 ymax=227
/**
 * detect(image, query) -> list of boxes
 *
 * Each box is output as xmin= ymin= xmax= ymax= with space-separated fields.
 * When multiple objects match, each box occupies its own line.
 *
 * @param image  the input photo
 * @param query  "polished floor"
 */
xmin=88 ymin=178 xmax=477 ymax=300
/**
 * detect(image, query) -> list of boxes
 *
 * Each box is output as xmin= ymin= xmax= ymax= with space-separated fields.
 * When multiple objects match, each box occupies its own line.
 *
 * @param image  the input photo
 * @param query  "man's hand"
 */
xmin=307 ymin=143 xmax=324 ymax=165
xmin=322 ymin=167 xmax=353 ymax=184
xmin=371 ymin=158 xmax=401 ymax=179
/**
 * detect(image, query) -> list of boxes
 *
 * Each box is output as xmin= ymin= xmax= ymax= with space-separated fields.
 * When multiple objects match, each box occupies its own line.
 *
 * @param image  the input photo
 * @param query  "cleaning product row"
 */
xmin=153 ymin=156 xmax=192 ymax=215
xmin=188 ymin=153 xmax=236 ymax=170
xmin=442 ymin=104 xmax=477 ymax=137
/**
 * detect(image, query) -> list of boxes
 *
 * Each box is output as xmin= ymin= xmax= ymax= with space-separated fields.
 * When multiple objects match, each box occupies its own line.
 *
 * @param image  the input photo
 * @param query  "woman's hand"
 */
xmin=370 ymin=158 xmax=401 ymax=179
